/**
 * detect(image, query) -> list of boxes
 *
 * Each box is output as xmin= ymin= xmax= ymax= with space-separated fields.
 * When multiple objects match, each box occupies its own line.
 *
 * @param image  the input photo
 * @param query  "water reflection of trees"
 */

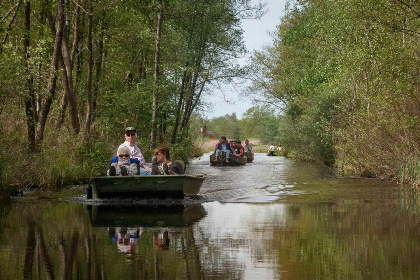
xmin=274 ymin=201 xmax=420 ymax=279
xmin=0 ymin=202 xmax=205 ymax=279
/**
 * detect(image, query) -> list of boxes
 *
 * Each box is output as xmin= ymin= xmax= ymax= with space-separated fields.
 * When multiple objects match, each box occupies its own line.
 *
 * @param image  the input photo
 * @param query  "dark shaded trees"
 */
xmin=0 ymin=0 xmax=263 ymax=187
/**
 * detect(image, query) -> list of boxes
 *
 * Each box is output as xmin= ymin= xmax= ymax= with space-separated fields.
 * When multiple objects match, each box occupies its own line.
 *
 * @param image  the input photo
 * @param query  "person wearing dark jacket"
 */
xmin=152 ymin=146 xmax=184 ymax=175
xmin=235 ymin=140 xmax=245 ymax=157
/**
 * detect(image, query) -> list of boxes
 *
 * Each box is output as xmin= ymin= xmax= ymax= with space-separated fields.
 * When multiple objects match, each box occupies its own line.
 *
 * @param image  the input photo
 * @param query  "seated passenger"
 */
xmin=214 ymin=136 xmax=233 ymax=163
xmin=267 ymin=143 xmax=276 ymax=156
xmin=119 ymin=127 xmax=152 ymax=174
xmin=151 ymin=146 xmax=184 ymax=175
xmin=244 ymin=139 xmax=252 ymax=153
xmin=234 ymin=140 xmax=245 ymax=157
xmin=230 ymin=140 xmax=236 ymax=150
xmin=108 ymin=146 xmax=139 ymax=176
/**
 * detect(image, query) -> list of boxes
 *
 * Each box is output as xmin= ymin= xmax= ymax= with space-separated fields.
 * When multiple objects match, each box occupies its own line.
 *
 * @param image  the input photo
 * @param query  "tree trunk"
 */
xmin=85 ymin=227 xmax=92 ymax=280
xmin=70 ymin=0 xmax=80 ymax=63
xmin=23 ymin=0 xmax=36 ymax=151
xmin=138 ymin=58 xmax=146 ymax=81
xmin=85 ymin=0 xmax=93 ymax=135
xmin=179 ymin=72 xmax=194 ymax=130
xmin=171 ymin=71 xmax=187 ymax=144
xmin=36 ymin=227 xmax=55 ymax=280
xmin=56 ymin=85 xmax=68 ymax=129
xmin=23 ymin=221 xmax=36 ymax=279
xmin=58 ymin=235 xmax=67 ymax=279
xmin=45 ymin=7 xmax=78 ymax=133
xmin=184 ymin=75 xmax=208 ymax=128
xmin=61 ymin=22 xmax=80 ymax=134
xmin=35 ymin=0 xmax=65 ymax=147
xmin=93 ymin=11 xmax=105 ymax=122
xmin=64 ymin=230 xmax=79 ymax=280
xmin=151 ymin=1 xmax=163 ymax=149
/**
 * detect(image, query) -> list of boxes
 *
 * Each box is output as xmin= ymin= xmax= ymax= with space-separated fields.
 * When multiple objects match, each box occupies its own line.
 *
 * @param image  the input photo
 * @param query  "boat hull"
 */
xmin=89 ymin=204 xmax=206 ymax=227
xmin=209 ymin=153 xmax=247 ymax=166
xmin=244 ymin=152 xmax=254 ymax=163
xmin=92 ymin=175 xmax=205 ymax=199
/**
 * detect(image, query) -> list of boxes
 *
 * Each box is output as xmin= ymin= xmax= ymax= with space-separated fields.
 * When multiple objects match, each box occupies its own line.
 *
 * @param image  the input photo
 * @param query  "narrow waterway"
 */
xmin=0 ymin=153 xmax=419 ymax=279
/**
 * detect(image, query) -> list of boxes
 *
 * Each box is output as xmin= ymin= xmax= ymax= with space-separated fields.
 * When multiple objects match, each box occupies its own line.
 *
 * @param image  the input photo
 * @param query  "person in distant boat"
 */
xmin=267 ymin=143 xmax=276 ymax=156
xmin=230 ymin=140 xmax=236 ymax=151
xmin=119 ymin=127 xmax=152 ymax=174
xmin=154 ymin=231 xmax=170 ymax=250
xmin=234 ymin=140 xmax=245 ymax=157
xmin=213 ymin=136 xmax=233 ymax=163
xmin=107 ymin=146 xmax=139 ymax=176
xmin=152 ymin=146 xmax=184 ymax=175
xmin=244 ymin=139 xmax=252 ymax=153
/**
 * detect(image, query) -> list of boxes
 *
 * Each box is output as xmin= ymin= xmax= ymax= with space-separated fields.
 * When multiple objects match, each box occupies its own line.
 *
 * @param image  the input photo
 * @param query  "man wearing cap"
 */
xmin=119 ymin=127 xmax=152 ymax=173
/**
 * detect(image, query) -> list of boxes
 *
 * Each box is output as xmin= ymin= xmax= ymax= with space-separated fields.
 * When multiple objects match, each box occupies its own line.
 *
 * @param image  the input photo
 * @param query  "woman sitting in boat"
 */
xmin=234 ymin=140 xmax=245 ymax=157
xmin=108 ymin=146 xmax=139 ymax=176
xmin=152 ymin=146 xmax=184 ymax=175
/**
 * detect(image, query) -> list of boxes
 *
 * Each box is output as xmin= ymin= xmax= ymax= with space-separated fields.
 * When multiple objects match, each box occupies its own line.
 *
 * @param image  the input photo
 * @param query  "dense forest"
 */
xmin=0 ymin=0 xmax=263 ymax=188
xmin=1 ymin=0 xmax=419 ymax=191
xmin=198 ymin=0 xmax=420 ymax=187
xmin=246 ymin=0 xmax=419 ymax=186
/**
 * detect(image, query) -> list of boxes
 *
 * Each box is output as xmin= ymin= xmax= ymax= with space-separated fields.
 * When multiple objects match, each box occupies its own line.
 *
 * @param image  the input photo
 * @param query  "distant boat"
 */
xmin=209 ymin=153 xmax=247 ymax=166
xmin=91 ymin=175 xmax=206 ymax=199
xmin=244 ymin=152 xmax=254 ymax=163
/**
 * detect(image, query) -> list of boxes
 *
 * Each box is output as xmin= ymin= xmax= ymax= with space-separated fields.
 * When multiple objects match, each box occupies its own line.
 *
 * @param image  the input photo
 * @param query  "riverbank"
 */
xmin=194 ymin=139 xmax=418 ymax=188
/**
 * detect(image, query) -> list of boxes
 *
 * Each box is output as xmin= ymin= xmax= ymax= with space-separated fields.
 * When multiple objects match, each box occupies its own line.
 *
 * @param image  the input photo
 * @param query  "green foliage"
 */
xmin=0 ymin=0 xmax=263 ymax=187
xmin=195 ymin=106 xmax=282 ymax=145
xmin=398 ymin=160 xmax=420 ymax=188
xmin=205 ymin=113 xmax=242 ymax=140
xmin=239 ymin=106 xmax=281 ymax=144
xmin=249 ymin=0 xmax=420 ymax=179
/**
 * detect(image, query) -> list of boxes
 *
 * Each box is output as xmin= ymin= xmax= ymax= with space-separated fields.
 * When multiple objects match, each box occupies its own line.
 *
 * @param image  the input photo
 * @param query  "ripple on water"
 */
xmin=263 ymin=184 xmax=295 ymax=193
xmin=224 ymin=195 xmax=281 ymax=203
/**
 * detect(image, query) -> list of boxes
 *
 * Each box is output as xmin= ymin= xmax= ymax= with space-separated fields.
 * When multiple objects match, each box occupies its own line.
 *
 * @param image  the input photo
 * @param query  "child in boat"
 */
xmin=107 ymin=146 xmax=139 ymax=176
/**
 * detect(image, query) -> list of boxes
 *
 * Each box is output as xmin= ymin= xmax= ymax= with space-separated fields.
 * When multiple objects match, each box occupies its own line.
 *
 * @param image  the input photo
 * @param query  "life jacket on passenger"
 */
xmin=110 ymin=157 xmax=140 ymax=164
xmin=109 ymin=157 xmax=140 ymax=174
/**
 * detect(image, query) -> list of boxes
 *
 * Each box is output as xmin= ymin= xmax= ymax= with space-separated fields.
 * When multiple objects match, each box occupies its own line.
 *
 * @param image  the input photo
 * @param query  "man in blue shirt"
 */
xmin=214 ymin=136 xmax=233 ymax=163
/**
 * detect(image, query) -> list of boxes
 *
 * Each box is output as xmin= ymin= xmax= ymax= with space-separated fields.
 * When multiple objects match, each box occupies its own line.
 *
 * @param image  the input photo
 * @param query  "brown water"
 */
xmin=0 ymin=153 xmax=419 ymax=279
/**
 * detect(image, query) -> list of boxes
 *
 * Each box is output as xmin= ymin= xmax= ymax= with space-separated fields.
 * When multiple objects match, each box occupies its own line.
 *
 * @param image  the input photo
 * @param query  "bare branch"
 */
xmin=1 ymin=0 xmax=23 ymax=51
xmin=71 ymin=0 xmax=92 ymax=15
xmin=394 ymin=0 xmax=420 ymax=17
xmin=0 ymin=0 xmax=22 ymax=25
